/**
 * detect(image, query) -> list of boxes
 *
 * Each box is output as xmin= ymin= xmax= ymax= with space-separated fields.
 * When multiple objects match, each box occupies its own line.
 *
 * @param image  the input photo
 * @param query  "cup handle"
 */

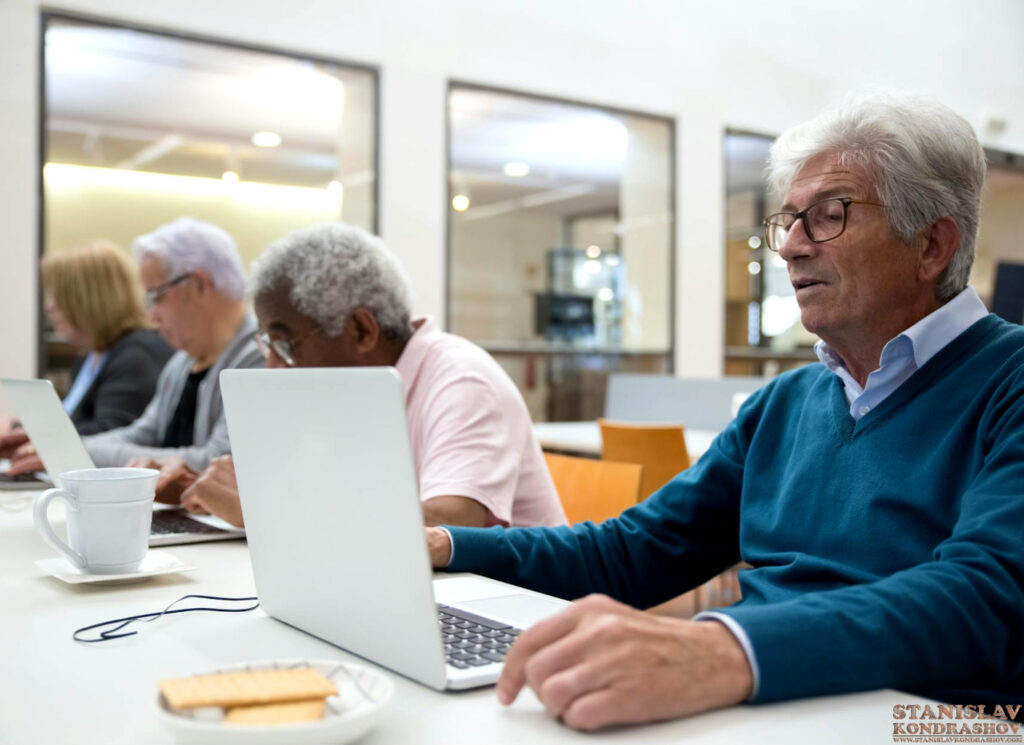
xmin=34 ymin=488 xmax=85 ymax=568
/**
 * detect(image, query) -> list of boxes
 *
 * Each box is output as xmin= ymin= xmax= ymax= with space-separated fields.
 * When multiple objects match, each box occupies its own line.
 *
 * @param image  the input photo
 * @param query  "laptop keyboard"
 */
xmin=151 ymin=509 xmax=232 ymax=535
xmin=437 ymin=604 xmax=522 ymax=669
xmin=0 ymin=471 xmax=44 ymax=484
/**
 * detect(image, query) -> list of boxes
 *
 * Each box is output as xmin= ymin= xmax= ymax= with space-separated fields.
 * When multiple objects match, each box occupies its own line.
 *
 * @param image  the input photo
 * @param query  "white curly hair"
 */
xmin=250 ymin=222 xmax=414 ymax=341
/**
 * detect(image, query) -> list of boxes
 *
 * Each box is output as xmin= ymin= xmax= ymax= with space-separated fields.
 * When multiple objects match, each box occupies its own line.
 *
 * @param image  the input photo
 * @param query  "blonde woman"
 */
xmin=1 ymin=241 xmax=172 ymax=472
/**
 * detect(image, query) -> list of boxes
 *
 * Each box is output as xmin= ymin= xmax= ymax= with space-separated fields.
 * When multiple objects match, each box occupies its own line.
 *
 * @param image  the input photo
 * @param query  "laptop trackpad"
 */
xmin=456 ymin=594 xmax=568 ymax=629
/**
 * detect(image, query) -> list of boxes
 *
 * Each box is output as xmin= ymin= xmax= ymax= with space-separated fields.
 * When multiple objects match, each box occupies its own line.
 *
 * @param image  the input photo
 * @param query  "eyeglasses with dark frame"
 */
xmin=144 ymin=273 xmax=194 ymax=307
xmin=763 ymin=197 xmax=886 ymax=252
xmin=254 ymin=326 xmax=321 ymax=367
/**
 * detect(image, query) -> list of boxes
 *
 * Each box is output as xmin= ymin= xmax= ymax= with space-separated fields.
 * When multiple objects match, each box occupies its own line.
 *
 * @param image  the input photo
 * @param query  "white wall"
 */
xmin=2 ymin=0 xmax=1024 ymax=379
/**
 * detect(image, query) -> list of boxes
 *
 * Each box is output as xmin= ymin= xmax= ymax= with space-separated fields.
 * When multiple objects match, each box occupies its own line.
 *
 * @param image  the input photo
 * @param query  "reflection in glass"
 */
xmin=723 ymin=131 xmax=815 ymax=376
xmin=42 ymin=15 xmax=378 ymax=381
xmin=447 ymin=86 xmax=674 ymax=421
xmin=43 ymin=17 xmax=377 ymax=267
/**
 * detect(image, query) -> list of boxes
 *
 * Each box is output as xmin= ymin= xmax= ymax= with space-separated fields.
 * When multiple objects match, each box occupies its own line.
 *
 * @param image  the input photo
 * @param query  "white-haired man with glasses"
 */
xmin=83 ymin=217 xmax=263 ymax=500
xmin=180 ymin=222 xmax=567 ymax=531
xmin=420 ymin=93 xmax=1024 ymax=730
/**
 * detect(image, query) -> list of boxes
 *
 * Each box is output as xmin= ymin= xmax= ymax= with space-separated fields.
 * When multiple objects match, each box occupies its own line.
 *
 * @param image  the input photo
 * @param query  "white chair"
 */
xmin=604 ymin=374 xmax=766 ymax=431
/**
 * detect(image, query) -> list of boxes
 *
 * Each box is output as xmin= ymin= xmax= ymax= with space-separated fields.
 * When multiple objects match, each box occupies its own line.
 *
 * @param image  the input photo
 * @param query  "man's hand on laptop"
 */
xmin=181 ymin=456 xmax=245 ymax=528
xmin=0 ymin=429 xmax=29 ymax=460
xmin=6 ymin=441 xmax=42 ymax=476
xmin=496 ymin=594 xmax=753 ymax=731
xmin=126 ymin=456 xmax=198 ymax=503
xmin=426 ymin=527 xmax=452 ymax=568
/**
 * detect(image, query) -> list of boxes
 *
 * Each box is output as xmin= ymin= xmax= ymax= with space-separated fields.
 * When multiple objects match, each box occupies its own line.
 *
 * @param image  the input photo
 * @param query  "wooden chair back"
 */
xmin=544 ymin=453 xmax=644 ymax=525
xmin=598 ymin=419 xmax=690 ymax=499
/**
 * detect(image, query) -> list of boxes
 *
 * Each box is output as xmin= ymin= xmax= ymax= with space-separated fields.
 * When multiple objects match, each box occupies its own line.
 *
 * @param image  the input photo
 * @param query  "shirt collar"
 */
xmin=394 ymin=317 xmax=436 ymax=398
xmin=815 ymin=286 xmax=988 ymax=376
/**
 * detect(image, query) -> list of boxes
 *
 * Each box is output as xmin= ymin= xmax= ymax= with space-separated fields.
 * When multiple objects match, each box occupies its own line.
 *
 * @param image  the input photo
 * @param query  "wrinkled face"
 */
xmin=778 ymin=153 xmax=922 ymax=346
xmin=254 ymin=286 xmax=359 ymax=369
xmin=139 ymin=254 xmax=197 ymax=354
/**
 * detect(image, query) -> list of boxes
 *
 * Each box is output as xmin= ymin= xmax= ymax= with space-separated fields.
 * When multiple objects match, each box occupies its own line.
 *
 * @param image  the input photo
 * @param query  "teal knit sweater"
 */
xmin=447 ymin=314 xmax=1024 ymax=704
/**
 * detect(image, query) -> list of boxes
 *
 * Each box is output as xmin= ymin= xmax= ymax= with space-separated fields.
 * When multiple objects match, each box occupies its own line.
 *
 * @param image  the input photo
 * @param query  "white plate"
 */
xmin=155 ymin=658 xmax=393 ymax=745
xmin=35 ymin=550 xmax=196 ymax=584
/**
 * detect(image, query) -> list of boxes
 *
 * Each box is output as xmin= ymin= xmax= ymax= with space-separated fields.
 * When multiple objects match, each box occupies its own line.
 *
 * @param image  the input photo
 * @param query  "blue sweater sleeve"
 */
xmin=717 ymin=387 xmax=1024 ymax=703
xmin=447 ymin=412 xmax=750 ymax=607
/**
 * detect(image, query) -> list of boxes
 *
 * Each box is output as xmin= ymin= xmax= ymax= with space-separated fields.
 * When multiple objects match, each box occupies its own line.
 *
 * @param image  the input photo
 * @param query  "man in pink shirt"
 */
xmin=181 ymin=222 xmax=566 ymax=530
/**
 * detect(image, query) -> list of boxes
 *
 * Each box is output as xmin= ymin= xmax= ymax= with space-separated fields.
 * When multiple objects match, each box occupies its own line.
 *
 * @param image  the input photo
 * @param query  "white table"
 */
xmin=533 ymin=421 xmax=718 ymax=461
xmin=1 ymin=491 xmax=931 ymax=744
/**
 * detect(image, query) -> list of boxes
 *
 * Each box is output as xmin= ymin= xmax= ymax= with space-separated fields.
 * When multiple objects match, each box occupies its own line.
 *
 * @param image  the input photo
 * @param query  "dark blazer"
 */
xmin=69 ymin=328 xmax=174 ymax=436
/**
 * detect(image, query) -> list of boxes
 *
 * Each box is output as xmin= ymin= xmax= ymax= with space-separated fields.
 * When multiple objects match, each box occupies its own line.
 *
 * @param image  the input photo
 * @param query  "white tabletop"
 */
xmin=1 ymin=490 xmax=931 ymax=744
xmin=533 ymin=421 xmax=718 ymax=460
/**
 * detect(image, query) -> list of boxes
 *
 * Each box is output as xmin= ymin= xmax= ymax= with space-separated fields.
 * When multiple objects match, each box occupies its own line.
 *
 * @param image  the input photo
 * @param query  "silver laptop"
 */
xmin=0 ymin=378 xmax=246 ymax=546
xmin=220 ymin=367 xmax=570 ymax=690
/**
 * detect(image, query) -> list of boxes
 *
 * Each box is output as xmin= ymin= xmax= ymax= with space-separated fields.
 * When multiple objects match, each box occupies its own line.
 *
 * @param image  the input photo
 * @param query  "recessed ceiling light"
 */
xmin=452 ymin=194 xmax=470 ymax=212
xmin=222 ymin=170 xmax=239 ymax=183
xmin=503 ymin=162 xmax=530 ymax=177
xmin=251 ymin=131 xmax=282 ymax=148
xmin=747 ymin=261 xmax=762 ymax=275
xmin=585 ymin=245 xmax=601 ymax=259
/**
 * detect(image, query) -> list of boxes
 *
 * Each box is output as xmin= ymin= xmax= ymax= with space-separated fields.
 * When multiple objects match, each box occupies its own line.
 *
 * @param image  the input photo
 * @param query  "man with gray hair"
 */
xmin=181 ymin=222 xmax=566 ymax=529
xmin=84 ymin=217 xmax=262 ymax=498
xmin=421 ymin=93 xmax=1024 ymax=729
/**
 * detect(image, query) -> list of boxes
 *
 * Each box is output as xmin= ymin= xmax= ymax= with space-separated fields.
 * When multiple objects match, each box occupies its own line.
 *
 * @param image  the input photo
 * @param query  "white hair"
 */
xmin=768 ymin=93 xmax=987 ymax=300
xmin=133 ymin=217 xmax=246 ymax=300
xmin=250 ymin=222 xmax=413 ymax=341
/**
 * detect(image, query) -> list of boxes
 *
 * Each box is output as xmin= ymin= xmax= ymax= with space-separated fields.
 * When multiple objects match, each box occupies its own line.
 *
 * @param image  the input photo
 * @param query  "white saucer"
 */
xmin=35 ymin=550 xmax=197 ymax=585
xmin=156 ymin=658 xmax=393 ymax=745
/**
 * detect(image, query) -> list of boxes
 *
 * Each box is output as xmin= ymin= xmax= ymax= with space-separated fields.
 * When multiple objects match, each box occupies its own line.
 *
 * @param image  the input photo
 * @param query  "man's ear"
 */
xmin=349 ymin=307 xmax=381 ymax=353
xmin=191 ymin=269 xmax=213 ymax=295
xmin=919 ymin=216 xmax=961 ymax=286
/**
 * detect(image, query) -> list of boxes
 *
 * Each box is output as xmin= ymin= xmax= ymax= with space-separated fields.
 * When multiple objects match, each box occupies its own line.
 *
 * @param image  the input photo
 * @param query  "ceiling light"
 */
xmin=597 ymin=288 xmax=614 ymax=302
xmin=251 ymin=131 xmax=282 ymax=148
xmin=327 ymin=180 xmax=343 ymax=196
xmin=748 ymin=235 xmax=762 ymax=249
xmin=452 ymin=194 xmax=470 ymax=212
xmin=503 ymin=162 xmax=530 ymax=177
xmin=585 ymin=245 xmax=601 ymax=259
xmin=584 ymin=260 xmax=602 ymax=274
xmin=747 ymin=261 xmax=762 ymax=275
xmin=605 ymin=255 xmax=621 ymax=267
xmin=221 ymin=171 xmax=239 ymax=184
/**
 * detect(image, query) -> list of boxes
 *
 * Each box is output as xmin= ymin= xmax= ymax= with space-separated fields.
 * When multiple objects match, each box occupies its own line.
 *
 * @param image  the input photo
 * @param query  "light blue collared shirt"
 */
xmin=814 ymin=287 xmax=989 ymax=419
xmin=697 ymin=286 xmax=990 ymax=699
xmin=62 ymin=352 xmax=108 ymax=416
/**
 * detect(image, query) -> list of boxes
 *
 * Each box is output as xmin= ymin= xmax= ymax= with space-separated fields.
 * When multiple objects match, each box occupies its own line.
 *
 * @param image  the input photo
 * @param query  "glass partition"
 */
xmin=723 ymin=130 xmax=813 ymax=376
xmin=41 ymin=14 xmax=378 ymax=382
xmin=447 ymin=84 xmax=674 ymax=421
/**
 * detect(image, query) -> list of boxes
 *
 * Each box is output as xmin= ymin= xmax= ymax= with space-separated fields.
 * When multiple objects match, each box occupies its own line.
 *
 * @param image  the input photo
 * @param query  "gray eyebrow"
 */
xmin=780 ymin=189 xmax=857 ymax=212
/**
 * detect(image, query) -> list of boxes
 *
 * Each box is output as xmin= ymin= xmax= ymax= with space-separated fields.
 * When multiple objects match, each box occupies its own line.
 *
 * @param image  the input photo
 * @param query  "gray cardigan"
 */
xmin=83 ymin=313 xmax=263 ymax=471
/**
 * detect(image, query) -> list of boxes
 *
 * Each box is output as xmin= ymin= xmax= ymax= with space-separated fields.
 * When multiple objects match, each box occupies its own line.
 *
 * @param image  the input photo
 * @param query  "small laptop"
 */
xmin=0 ymin=378 xmax=246 ymax=546
xmin=220 ymin=367 xmax=571 ymax=690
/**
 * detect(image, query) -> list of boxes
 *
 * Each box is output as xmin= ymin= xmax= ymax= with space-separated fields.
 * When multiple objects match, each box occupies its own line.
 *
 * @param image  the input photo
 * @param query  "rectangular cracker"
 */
xmin=159 ymin=668 xmax=337 ymax=709
xmin=224 ymin=698 xmax=327 ymax=725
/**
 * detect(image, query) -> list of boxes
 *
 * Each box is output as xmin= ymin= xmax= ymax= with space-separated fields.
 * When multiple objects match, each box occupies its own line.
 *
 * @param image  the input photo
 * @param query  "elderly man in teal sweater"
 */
xmin=426 ymin=93 xmax=1024 ymax=730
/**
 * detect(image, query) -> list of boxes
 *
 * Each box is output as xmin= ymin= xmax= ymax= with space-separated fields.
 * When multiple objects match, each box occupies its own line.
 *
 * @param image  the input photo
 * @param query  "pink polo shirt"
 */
xmin=394 ymin=318 xmax=566 ymax=527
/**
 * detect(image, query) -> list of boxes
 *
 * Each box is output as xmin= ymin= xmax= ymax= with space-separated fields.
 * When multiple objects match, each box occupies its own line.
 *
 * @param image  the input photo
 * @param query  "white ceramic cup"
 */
xmin=34 ymin=467 xmax=159 ymax=574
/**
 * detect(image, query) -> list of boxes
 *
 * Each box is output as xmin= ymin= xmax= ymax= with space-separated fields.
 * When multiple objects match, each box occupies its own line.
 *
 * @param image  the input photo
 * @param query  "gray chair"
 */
xmin=604 ymin=374 xmax=767 ymax=431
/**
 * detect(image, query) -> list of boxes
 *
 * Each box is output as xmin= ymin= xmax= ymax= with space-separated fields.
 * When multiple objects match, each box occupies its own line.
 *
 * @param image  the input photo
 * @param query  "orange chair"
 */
xmin=544 ymin=453 xmax=643 ymax=525
xmin=598 ymin=419 xmax=690 ymax=499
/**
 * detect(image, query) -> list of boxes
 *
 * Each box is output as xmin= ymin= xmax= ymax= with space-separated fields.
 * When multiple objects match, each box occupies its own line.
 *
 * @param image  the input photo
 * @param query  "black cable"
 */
xmin=73 ymin=593 xmax=259 ymax=643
